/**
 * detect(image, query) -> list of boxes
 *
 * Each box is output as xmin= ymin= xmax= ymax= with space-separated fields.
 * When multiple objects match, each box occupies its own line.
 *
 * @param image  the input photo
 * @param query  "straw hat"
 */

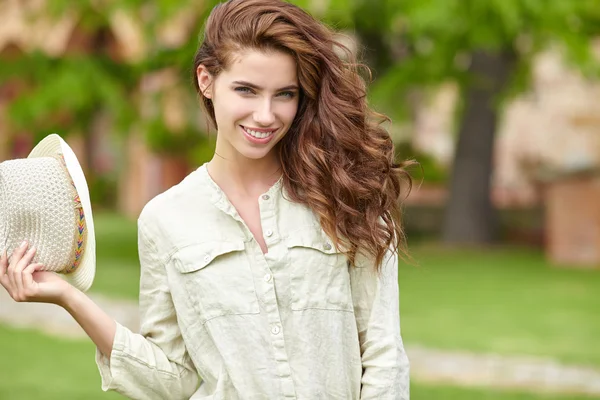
xmin=0 ymin=134 xmax=96 ymax=292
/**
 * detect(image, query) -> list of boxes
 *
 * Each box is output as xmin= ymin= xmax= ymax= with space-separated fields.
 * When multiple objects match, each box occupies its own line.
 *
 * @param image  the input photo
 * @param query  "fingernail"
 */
xmin=20 ymin=240 xmax=28 ymax=248
xmin=27 ymin=246 xmax=36 ymax=254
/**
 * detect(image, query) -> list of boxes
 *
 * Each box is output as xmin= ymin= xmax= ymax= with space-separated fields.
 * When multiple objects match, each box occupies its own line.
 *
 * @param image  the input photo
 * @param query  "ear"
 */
xmin=196 ymin=65 xmax=214 ymax=99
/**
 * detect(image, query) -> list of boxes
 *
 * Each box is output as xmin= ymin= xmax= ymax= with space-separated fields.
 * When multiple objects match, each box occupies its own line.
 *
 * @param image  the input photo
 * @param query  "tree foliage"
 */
xmin=1 ymin=0 xmax=220 ymax=149
xmin=334 ymin=0 xmax=600 ymax=121
xmin=3 ymin=1 xmax=600 ymax=239
xmin=4 ymin=0 xmax=599 ymax=145
xmin=314 ymin=0 xmax=600 ymax=244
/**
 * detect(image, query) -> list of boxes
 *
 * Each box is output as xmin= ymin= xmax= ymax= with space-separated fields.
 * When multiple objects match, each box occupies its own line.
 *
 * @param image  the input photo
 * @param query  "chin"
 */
xmin=237 ymin=146 xmax=275 ymax=160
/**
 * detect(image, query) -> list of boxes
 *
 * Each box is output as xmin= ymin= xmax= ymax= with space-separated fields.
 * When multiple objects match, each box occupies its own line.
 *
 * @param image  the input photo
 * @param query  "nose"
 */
xmin=253 ymin=99 xmax=276 ymax=126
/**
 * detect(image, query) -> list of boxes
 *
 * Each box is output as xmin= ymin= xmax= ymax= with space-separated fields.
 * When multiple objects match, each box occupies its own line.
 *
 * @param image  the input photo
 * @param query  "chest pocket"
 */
xmin=170 ymin=240 xmax=259 ymax=325
xmin=286 ymin=226 xmax=353 ymax=312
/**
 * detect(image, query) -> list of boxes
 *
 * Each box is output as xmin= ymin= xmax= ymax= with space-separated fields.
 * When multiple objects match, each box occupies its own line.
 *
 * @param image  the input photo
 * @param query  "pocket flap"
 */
xmin=285 ymin=226 xmax=342 ymax=255
xmin=173 ymin=240 xmax=245 ymax=273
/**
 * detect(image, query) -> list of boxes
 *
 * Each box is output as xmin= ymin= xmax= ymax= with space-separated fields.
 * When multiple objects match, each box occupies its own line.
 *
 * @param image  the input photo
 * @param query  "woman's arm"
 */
xmin=93 ymin=216 xmax=200 ymax=399
xmin=0 ymin=216 xmax=200 ymax=400
xmin=349 ymin=246 xmax=410 ymax=400
xmin=1 ymin=240 xmax=116 ymax=359
xmin=63 ymin=285 xmax=117 ymax=357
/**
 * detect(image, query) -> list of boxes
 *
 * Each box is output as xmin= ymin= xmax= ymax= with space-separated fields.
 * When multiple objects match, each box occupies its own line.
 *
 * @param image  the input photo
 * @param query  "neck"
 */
xmin=207 ymin=153 xmax=282 ymax=198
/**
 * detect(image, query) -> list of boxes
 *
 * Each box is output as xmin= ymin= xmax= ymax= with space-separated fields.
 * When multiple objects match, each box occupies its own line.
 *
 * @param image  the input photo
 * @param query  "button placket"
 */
xmin=258 ymin=186 xmax=291 ymax=377
xmin=204 ymin=166 xmax=296 ymax=396
xmin=260 ymin=191 xmax=277 ymax=244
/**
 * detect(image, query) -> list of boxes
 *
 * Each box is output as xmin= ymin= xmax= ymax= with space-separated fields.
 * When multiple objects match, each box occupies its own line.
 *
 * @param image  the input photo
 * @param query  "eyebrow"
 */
xmin=232 ymin=80 xmax=299 ymax=91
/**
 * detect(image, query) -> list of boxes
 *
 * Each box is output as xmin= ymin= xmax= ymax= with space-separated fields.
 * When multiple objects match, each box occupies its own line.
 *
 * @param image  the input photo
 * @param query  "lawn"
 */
xmin=0 ymin=324 xmax=122 ymax=399
xmin=1 ymin=324 xmax=598 ymax=400
xmin=89 ymin=212 xmax=600 ymax=367
xmin=411 ymin=383 xmax=599 ymax=400
xmin=399 ymin=244 xmax=600 ymax=367
xmin=90 ymin=212 xmax=140 ymax=299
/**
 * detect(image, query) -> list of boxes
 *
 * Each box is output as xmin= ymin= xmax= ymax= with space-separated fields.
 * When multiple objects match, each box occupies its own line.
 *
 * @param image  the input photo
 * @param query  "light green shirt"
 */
xmin=95 ymin=163 xmax=409 ymax=399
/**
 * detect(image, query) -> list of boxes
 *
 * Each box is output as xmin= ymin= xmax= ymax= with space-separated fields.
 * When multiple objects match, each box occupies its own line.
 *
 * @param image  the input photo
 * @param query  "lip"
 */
xmin=241 ymin=125 xmax=279 ymax=133
xmin=240 ymin=125 xmax=278 ymax=145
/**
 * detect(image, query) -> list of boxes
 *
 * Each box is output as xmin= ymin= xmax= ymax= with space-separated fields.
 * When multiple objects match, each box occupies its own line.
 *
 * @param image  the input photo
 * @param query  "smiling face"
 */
xmin=197 ymin=49 xmax=300 ymax=164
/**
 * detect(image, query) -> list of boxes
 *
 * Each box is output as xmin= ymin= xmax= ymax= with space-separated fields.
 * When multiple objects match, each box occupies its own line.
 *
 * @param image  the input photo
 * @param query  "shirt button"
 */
xmin=262 ymin=194 xmax=270 ymax=200
xmin=271 ymin=325 xmax=280 ymax=335
xmin=203 ymin=254 xmax=210 ymax=263
xmin=264 ymin=273 xmax=272 ymax=282
xmin=265 ymin=229 xmax=273 ymax=237
xmin=323 ymin=243 xmax=332 ymax=251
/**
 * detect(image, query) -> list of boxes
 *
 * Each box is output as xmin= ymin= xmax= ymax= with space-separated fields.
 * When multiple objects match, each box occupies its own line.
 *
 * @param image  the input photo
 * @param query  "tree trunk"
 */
xmin=356 ymin=31 xmax=395 ymax=79
xmin=441 ymin=49 xmax=515 ymax=244
xmin=352 ymin=3 xmax=396 ymax=80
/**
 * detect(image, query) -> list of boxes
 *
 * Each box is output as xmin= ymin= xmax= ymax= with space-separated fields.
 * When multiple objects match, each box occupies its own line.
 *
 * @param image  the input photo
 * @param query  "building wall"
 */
xmin=411 ymin=47 xmax=600 ymax=208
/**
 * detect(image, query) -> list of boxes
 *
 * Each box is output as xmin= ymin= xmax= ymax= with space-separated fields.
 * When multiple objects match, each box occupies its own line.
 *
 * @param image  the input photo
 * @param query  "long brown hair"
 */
xmin=192 ymin=0 xmax=413 ymax=273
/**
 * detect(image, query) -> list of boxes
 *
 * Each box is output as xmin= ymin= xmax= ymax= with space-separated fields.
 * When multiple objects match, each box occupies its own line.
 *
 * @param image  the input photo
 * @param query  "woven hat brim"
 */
xmin=29 ymin=134 xmax=96 ymax=292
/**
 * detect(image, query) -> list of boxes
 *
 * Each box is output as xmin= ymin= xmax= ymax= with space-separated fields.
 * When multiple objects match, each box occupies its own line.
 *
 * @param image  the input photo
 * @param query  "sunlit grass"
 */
xmin=0 ymin=324 xmax=123 ymax=399
xmin=400 ymin=243 xmax=600 ymax=367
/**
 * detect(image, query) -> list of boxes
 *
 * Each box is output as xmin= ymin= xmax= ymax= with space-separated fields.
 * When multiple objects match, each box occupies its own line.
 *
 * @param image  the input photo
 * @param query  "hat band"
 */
xmin=57 ymin=153 xmax=87 ymax=274
xmin=65 ymin=201 xmax=86 ymax=274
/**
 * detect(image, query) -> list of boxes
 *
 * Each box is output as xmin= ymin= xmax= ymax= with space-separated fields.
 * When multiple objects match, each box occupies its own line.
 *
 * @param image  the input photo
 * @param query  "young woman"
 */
xmin=0 ymin=0 xmax=411 ymax=398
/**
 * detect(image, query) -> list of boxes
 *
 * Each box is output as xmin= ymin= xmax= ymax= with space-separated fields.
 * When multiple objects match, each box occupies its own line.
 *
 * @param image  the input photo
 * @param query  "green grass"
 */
xmin=400 ymin=244 xmax=600 ymax=367
xmin=411 ymin=382 xmax=600 ymax=400
xmin=0 ymin=324 xmax=123 ymax=399
xmin=88 ymin=213 xmax=600 ymax=367
xmin=1 ymin=324 xmax=598 ymax=400
xmin=90 ymin=212 xmax=140 ymax=300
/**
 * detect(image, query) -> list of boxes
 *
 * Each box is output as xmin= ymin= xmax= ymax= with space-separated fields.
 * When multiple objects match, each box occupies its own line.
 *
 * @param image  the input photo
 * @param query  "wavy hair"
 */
xmin=192 ymin=0 xmax=414 ymax=272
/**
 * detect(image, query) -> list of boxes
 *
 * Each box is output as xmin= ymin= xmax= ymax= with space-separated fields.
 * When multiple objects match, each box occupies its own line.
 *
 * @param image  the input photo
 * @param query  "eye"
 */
xmin=278 ymin=91 xmax=296 ymax=99
xmin=234 ymin=86 xmax=255 ymax=95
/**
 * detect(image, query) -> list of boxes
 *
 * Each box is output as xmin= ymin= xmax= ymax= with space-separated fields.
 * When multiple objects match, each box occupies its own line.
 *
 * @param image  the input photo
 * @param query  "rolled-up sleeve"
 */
xmin=95 ymin=216 xmax=200 ymax=400
xmin=350 ymin=246 xmax=410 ymax=400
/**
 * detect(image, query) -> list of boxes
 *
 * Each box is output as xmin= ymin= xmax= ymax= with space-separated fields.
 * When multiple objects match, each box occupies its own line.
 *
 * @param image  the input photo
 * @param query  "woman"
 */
xmin=0 ymin=0 xmax=411 ymax=398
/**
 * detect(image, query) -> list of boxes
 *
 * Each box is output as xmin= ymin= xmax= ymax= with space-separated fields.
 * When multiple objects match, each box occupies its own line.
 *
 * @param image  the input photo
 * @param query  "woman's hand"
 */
xmin=0 ymin=240 xmax=73 ymax=306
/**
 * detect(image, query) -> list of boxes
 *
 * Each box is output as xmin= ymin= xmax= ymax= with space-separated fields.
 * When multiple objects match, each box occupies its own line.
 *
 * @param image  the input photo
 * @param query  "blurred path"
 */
xmin=409 ymin=345 xmax=600 ymax=396
xmin=0 ymin=289 xmax=139 ymax=339
xmin=1 ymin=289 xmax=599 ymax=396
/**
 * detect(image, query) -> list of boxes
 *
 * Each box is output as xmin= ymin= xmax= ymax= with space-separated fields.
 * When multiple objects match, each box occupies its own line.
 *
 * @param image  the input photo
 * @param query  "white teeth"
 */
xmin=243 ymin=126 xmax=274 ymax=139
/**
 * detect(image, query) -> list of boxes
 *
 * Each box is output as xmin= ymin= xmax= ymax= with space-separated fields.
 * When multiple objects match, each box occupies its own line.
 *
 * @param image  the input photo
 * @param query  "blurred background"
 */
xmin=1 ymin=0 xmax=600 ymax=399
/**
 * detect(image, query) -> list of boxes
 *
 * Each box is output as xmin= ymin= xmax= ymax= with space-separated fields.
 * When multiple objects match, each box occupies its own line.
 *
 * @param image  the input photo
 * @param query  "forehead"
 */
xmin=221 ymin=49 xmax=298 ymax=87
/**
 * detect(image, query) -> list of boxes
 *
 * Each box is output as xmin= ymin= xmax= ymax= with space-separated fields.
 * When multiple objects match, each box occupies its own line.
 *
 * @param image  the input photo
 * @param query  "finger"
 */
xmin=16 ymin=246 xmax=36 ymax=272
xmin=12 ymin=246 xmax=36 ymax=297
xmin=22 ymin=263 xmax=44 ymax=288
xmin=0 ymin=249 xmax=7 ymax=272
xmin=0 ymin=250 xmax=9 ymax=288
xmin=7 ymin=241 xmax=28 ymax=273
xmin=0 ymin=249 xmax=7 ymax=276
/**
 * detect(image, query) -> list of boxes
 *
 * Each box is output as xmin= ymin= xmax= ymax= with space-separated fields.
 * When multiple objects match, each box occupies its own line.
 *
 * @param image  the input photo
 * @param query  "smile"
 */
xmin=241 ymin=126 xmax=278 ymax=139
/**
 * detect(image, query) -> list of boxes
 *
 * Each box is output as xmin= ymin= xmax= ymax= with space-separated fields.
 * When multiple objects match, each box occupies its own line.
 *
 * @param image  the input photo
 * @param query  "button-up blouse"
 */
xmin=95 ymin=163 xmax=410 ymax=399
